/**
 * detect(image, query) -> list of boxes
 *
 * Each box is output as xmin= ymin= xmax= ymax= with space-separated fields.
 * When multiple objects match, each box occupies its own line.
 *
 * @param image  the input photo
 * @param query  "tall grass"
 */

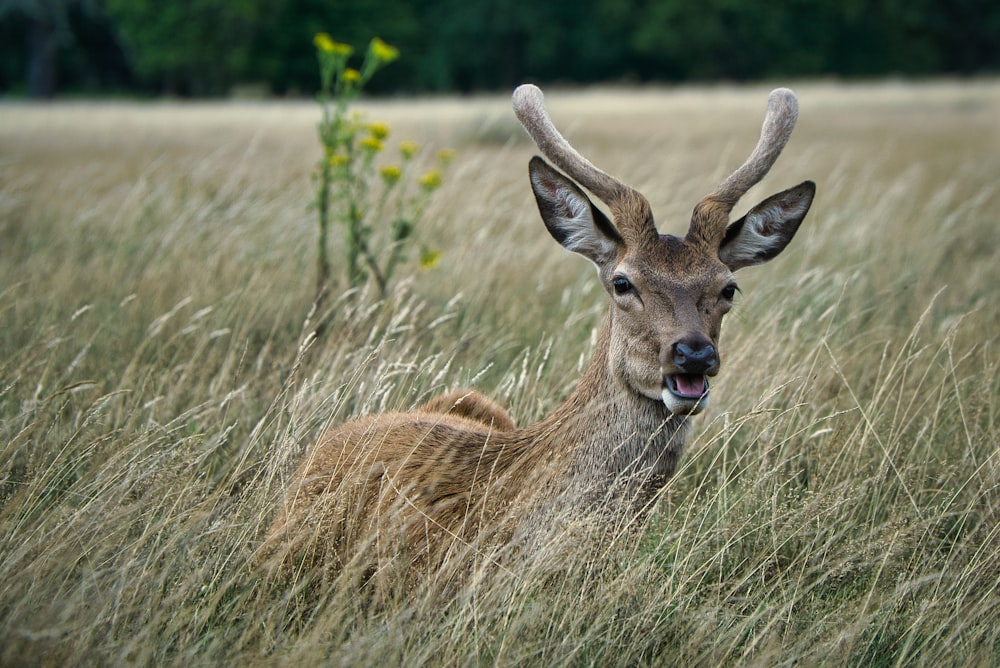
xmin=1 ymin=81 xmax=998 ymax=665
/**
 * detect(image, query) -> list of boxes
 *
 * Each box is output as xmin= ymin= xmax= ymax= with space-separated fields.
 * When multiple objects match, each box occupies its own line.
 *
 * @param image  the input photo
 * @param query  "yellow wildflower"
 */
xmin=360 ymin=136 xmax=383 ymax=152
xmin=371 ymin=38 xmax=400 ymax=64
xmin=419 ymin=170 xmax=443 ymax=191
xmin=342 ymin=68 xmax=361 ymax=83
xmin=399 ymin=140 xmax=419 ymax=160
xmin=314 ymin=33 xmax=353 ymax=56
xmin=332 ymin=42 xmax=353 ymax=56
xmin=328 ymin=153 xmax=350 ymax=167
xmin=367 ymin=121 xmax=390 ymax=140
xmin=380 ymin=165 xmax=402 ymax=185
xmin=313 ymin=33 xmax=335 ymax=53
xmin=436 ymin=149 xmax=456 ymax=166
xmin=420 ymin=249 xmax=441 ymax=270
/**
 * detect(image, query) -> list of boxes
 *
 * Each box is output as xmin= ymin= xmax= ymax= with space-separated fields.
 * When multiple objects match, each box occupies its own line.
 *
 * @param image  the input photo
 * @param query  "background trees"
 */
xmin=1 ymin=0 xmax=998 ymax=97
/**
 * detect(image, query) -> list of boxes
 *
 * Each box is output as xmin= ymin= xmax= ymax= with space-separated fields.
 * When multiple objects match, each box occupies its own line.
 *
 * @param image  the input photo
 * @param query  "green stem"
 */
xmin=315 ymin=150 xmax=332 ymax=308
xmin=361 ymin=243 xmax=387 ymax=297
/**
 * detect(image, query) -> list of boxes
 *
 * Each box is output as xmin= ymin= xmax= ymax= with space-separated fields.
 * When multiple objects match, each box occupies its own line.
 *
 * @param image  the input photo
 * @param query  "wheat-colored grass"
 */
xmin=1 ymin=80 xmax=998 ymax=665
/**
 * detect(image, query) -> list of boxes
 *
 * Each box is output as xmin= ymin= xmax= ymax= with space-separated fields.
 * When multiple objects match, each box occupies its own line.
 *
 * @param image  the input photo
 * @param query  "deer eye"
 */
xmin=721 ymin=283 xmax=739 ymax=300
xmin=612 ymin=276 xmax=633 ymax=295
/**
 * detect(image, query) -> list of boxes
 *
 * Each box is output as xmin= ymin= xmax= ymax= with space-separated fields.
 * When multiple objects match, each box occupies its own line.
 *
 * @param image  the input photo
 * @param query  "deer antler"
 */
xmin=688 ymin=88 xmax=800 ymax=246
xmin=512 ymin=85 xmax=658 ymax=246
xmin=512 ymin=85 xmax=628 ymax=204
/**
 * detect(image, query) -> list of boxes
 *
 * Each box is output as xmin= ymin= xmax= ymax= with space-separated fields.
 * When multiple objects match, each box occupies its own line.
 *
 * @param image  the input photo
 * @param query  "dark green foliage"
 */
xmin=1 ymin=0 xmax=999 ymax=97
xmin=104 ymin=0 xmax=260 ymax=96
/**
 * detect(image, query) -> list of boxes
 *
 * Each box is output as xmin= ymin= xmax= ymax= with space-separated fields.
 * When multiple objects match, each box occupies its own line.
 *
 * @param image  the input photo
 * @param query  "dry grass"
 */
xmin=1 ymin=80 xmax=998 ymax=665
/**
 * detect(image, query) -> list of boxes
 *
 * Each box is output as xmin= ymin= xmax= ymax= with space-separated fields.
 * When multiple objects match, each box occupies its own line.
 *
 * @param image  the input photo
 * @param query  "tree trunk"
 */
xmin=27 ymin=13 xmax=58 ymax=98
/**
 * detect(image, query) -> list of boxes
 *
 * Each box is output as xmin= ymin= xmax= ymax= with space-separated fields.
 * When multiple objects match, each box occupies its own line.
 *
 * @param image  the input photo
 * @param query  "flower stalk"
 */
xmin=311 ymin=34 xmax=450 ymax=307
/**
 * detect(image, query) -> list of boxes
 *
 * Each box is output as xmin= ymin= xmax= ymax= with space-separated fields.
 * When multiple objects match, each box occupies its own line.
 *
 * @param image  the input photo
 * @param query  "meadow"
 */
xmin=1 ymin=80 xmax=998 ymax=665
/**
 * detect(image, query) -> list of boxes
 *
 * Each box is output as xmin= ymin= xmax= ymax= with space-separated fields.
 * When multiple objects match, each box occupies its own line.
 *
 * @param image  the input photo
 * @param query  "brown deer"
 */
xmin=264 ymin=85 xmax=815 ymax=582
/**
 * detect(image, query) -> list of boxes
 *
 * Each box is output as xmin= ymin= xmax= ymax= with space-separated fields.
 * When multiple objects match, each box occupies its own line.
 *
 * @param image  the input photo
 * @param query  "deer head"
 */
xmin=513 ymin=85 xmax=815 ymax=415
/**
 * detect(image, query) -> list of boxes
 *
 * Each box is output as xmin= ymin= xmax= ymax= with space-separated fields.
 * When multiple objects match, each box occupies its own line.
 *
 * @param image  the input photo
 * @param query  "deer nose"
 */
xmin=672 ymin=338 xmax=718 ymax=375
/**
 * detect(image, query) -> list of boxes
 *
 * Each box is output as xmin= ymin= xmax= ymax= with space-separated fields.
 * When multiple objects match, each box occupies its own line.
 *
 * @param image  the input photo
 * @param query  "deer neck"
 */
xmin=519 ymin=309 xmax=692 ymax=501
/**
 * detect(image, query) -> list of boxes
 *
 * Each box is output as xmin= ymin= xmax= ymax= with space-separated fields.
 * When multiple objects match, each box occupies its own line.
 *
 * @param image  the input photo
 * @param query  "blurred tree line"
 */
xmin=2 ymin=0 xmax=998 ymax=98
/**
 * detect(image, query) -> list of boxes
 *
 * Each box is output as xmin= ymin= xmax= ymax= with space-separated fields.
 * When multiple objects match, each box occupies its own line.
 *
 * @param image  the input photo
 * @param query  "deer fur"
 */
xmin=263 ymin=85 xmax=816 ymax=582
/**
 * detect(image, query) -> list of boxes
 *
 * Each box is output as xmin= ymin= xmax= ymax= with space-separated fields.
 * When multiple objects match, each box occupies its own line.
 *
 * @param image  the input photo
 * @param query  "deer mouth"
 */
xmin=662 ymin=374 xmax=710 ymax=414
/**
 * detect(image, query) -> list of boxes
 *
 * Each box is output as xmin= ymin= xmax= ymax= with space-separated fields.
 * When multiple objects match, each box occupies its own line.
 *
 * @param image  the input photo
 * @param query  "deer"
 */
xmin=263 ymin=85 xmax=816 ymax=585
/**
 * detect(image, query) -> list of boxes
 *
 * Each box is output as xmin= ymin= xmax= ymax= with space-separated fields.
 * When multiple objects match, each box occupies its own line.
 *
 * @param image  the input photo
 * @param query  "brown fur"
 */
xmin=263 ymin=323 xmax=688 ymax=585
xmin=417 ymin=388 xmax=516 ymax=432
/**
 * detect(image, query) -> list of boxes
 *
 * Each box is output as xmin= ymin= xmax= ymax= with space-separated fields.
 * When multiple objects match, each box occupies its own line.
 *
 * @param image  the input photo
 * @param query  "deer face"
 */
xmin=606 ymin=233 xmax=732 ymax=414
xmin=528 ymin=157 xmax=814 ymax=415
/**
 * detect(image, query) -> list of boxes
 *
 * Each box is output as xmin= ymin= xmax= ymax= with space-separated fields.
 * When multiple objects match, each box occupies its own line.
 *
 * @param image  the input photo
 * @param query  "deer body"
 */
xmin=265 ymin=86 xmax=815 ymax=578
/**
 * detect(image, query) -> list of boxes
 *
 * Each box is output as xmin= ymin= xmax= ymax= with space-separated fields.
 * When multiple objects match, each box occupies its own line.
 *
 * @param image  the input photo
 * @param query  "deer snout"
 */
xmin=661 ymin=336 xmax=717 ymax=414
xmin=672 ymin=338 xmax=719 ymax=376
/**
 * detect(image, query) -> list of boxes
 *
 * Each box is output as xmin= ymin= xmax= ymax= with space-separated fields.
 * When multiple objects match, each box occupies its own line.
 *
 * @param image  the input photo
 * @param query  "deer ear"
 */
xmin=529 ymin=157 xmax=623 ymax=266
xmin=719 ymin=180 xmax=815 ymax=271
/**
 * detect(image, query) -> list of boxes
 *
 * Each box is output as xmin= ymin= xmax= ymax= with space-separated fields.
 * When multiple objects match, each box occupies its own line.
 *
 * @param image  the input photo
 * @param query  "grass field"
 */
xmin=1 ymin=80 xmax=998 ymax=665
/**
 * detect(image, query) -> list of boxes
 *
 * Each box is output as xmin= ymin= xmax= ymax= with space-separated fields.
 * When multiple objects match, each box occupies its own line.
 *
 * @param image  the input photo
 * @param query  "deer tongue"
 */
xmin=673 ymin=374 xmax=707 ymax=398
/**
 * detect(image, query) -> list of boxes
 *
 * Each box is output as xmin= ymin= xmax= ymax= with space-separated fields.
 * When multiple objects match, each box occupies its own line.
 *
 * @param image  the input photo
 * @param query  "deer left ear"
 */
xmin=529 ymin=156 xmax=623 ymax=267
xmin=719 ymin=181 xmax=815 ymax=271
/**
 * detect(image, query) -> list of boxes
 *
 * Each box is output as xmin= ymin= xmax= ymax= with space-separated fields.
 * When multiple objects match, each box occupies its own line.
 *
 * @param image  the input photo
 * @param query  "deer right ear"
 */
xmin=718 ymin=180 xmax=815 ymax=271
xmin=529 ymin=157 xmax=623 ymax=266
